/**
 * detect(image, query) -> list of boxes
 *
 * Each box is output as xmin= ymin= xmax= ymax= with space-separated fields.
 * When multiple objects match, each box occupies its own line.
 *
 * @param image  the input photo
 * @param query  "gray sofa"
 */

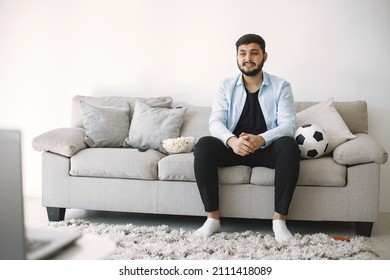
xmin=32 ymin=95 xmax=388 ymax=237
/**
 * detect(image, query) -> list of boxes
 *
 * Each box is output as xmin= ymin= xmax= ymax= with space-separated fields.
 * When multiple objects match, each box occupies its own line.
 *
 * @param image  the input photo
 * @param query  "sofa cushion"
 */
xmin=295 ymin=100 xmax=368 ymax=134
xmin=71 ymin=95 xmax=173 ymax=128
xmin=124 ymin=101 xmax=187 ymax=154
xmin=250 ymin=157 xmax=346 ymax=187
xmin=70 ymin=148 xmax=165 ymax=180
xmin=157 ymin=153 xmax=195 ymax=181
xmin=158 ymin=153 xmax=251 ymax=184
xmin=296 ymin=98 xmax=356 ymax=153
xmin=179 ymin=105 xmax=211 ymax=143
xmin=333 ymin=133 xmax=388 ymax=165
xmin=32 ymin=127 xmax=87 ymax=157
xmin=80 ymin=101 xmax=130 ymax=148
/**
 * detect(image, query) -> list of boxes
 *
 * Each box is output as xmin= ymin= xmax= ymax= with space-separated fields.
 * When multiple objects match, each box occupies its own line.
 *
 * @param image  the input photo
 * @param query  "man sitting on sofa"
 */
xmin=194 ymin=34 xmax=301 ymax=242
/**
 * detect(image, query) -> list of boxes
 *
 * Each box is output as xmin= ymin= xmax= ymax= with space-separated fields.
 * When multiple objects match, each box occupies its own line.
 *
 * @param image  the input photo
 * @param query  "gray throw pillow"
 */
xmin=124 ymin=100 xmax=187 ymax=154
xmin=71 ymin=95 xmax=173 ymax=127
xmin=80 ymin=100 xmax=130 ymax=148
xmin=32 ymin=127 xmax=87 ymax=157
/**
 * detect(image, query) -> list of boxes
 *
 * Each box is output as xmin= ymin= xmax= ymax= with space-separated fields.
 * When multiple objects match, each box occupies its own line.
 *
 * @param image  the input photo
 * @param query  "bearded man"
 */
xmin=193 ymin=34 xmax=300 ymax=243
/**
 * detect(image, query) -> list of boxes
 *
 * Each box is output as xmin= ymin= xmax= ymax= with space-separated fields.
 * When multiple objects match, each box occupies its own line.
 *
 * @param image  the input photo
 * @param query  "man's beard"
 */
xmin=238 ymin=60 xmax=264 ymax=77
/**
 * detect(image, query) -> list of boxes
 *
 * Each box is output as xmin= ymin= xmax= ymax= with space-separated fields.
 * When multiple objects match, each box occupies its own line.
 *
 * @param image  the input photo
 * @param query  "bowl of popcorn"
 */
xmin=162 ymin=136 xmax=196 ymax=154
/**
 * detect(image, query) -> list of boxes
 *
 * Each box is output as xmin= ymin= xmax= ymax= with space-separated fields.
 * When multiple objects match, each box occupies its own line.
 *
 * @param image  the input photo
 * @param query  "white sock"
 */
xmin=195 ymin=218 xmax=220 ymax=237
xmin=272 ymin=220 xmax=294 ymax=243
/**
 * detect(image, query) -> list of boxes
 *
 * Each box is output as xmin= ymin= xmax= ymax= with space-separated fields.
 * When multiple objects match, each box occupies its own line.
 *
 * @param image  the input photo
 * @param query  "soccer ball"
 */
xmin=294 ymin=124 xmax=329 ymax=159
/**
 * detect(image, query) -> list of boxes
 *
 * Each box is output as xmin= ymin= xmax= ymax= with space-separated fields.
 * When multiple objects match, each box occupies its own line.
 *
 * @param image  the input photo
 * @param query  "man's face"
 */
xmin=236 ymin=43 xmax=267 ymax=77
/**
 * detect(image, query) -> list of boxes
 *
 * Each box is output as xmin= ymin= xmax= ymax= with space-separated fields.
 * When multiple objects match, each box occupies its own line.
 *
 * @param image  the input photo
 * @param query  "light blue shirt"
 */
xmin=209 ymin=71 xmax=296 ymax=148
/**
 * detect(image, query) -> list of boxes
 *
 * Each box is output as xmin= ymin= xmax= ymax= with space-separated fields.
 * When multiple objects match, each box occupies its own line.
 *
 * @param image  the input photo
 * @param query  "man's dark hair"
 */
xmin=235 ymin=34 xmax=266 ymax=53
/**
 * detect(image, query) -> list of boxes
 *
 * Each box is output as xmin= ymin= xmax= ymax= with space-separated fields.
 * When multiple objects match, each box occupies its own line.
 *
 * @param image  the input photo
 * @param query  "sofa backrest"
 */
xmin=71 ymin=96 xmax=368 ymax=138
xmin=295 ymin=100 xmax=368 ymax=134
xmin=180 ymin=105 xmax=211 ymax=141
xmin=71 ymin=95 xmax=173 ymax=127
xmin=181 ymin=101 xmax=368 ymax=140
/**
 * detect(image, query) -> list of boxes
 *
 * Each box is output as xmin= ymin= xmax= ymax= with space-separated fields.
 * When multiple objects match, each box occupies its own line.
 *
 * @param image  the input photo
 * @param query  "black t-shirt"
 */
xmin=233 ymin=89 xmax=267 ymax=137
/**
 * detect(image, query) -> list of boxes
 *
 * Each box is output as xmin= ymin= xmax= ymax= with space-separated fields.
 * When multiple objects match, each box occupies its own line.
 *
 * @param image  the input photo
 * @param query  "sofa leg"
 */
xmin=46 ymin=207 xmax=66 ymax=222
xmin=354 ymin=222 xmax=373 ymax=237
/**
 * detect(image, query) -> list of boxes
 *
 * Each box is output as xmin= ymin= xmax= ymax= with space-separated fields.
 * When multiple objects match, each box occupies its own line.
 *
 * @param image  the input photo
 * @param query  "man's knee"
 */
xmin=194 ymin=136 xmax=219 ymax=156
xmin=195 ymin=136 xmax=214 ymax=147
xmin=274 ymin=136 xmax=300 ymax=157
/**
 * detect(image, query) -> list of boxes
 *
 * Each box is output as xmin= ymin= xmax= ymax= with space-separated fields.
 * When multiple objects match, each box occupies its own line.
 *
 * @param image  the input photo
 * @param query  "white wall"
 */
xmin=1 ymin=0 xmax=389 ymax=212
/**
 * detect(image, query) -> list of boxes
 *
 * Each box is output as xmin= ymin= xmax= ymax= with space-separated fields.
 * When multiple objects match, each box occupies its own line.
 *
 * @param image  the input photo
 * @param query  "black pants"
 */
xmin=194 ymin=136 xmax=300 ymax=216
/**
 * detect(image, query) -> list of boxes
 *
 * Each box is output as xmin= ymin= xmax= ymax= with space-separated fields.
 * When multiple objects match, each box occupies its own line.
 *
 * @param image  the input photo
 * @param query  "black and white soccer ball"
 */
xmin=294 ymin=124 xmax=329 ymax=159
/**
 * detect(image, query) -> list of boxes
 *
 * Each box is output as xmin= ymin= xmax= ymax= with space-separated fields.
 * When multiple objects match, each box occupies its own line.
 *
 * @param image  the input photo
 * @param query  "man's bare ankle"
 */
xmin=207 ymin=211 xmax=220 ymax=220
xmin=273 ymin=212 xmax=287 ymax=221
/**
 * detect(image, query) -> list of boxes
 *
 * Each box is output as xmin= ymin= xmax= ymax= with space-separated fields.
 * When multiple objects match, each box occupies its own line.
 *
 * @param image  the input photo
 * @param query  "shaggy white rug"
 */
xmin=49 ymin=219 xmax=379 ymax=260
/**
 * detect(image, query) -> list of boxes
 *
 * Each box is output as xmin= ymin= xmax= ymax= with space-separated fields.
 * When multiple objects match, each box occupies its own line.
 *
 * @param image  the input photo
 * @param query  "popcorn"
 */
xmin=162 ymin=136 xmax=196 ymax=154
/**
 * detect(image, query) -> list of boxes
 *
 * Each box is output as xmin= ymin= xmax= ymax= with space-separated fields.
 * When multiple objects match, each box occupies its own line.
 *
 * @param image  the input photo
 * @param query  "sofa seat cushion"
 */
xmin=70 ymin=148 xmax=165 ymax=180
xmin=250 ymin=157 xmax=346 ymax=187
xmin=158 ymin=153 xmax=251 ymax=184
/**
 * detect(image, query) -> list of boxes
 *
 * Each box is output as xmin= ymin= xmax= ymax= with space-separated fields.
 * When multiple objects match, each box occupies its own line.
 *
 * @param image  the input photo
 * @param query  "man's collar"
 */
xmin=236 ymin=71 xmax=269 ymax=86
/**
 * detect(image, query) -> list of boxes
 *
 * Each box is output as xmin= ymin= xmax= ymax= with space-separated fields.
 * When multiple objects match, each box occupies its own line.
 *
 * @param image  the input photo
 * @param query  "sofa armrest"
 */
xmin=333 ymin=133 xmax=388 ymax=165
xmin=32 ymin=127 xmax=87 ymax=157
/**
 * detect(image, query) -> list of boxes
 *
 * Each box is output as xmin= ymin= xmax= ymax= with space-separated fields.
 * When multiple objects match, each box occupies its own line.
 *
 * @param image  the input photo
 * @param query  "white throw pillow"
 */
xmin=124 ymin=100 xmax=187 ymax=154
xmin=296 ymin=98 xmax=356 ymax=153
